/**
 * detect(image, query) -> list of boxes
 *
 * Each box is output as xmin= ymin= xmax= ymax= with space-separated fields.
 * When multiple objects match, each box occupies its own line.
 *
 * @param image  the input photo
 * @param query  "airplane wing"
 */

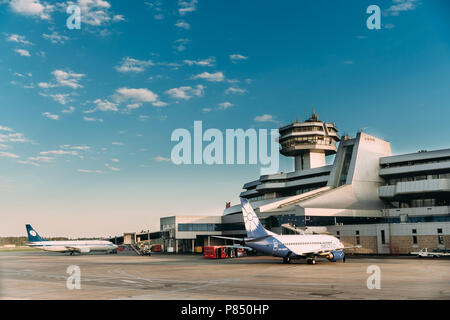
xmin=211 ymin=235 xmax=272 ymax=243
xmin=340 ymin=245 xmax=362 ymax=250
xmin=211 ymin=236 xmax=245 ymax=242
xmin=65 ymin=246 xmax=91 ymax=253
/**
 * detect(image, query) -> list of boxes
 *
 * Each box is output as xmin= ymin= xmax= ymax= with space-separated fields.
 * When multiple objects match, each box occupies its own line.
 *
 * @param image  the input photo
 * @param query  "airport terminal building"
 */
xmin=152 ymin=112 xmax=450 ymax=254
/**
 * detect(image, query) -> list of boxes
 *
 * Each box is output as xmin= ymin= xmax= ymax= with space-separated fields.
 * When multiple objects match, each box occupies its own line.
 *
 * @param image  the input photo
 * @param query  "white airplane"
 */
xmin=215 ymin=198 xmax=360 ymax=264
xmin=26 ymin=224 xmax=118 ymax=255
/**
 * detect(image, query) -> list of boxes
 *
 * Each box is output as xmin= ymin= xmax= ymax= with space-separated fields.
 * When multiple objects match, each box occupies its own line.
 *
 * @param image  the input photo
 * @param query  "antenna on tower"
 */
xmin=311 ymin=107 xmax=318 ymax=121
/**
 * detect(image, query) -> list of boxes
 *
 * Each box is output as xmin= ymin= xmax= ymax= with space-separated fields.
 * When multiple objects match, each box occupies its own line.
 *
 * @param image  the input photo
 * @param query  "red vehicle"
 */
xmin=151 ymin=244 xmax=162 ymax=252
xmin=204 ymin=246 xmax=228 ymax=259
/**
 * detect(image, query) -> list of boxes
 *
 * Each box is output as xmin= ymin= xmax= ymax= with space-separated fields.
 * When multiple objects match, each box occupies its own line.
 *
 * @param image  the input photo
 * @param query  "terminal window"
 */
xmin=338 ymin=145 xmax=354 ymax=186
xmin=381 ymin=230 xmax=386 ymax=245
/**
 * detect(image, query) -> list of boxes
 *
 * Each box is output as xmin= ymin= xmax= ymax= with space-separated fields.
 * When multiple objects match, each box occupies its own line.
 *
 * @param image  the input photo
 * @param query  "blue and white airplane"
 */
xmin=25 ymin=224 xmax=118 ymax=255
xmin=216 ymin=199 xmax=360 ymax=264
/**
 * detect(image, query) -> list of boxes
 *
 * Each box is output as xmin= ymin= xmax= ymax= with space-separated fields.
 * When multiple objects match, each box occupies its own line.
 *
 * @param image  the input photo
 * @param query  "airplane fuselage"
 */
xmin=246 ymin=234 xmax=344 ymax=258
xmin=28 ymin=240 xmax=118 ymax=253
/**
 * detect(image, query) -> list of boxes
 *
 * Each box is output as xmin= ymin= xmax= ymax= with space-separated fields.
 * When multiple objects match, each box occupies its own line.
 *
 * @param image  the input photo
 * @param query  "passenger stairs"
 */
xmin=130 ymin=244 xmax=143 ymax=256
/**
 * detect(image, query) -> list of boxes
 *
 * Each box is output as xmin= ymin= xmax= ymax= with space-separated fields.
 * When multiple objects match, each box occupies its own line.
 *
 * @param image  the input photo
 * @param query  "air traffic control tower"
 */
xmin=279 ymin=110 xmax=340 ymax=171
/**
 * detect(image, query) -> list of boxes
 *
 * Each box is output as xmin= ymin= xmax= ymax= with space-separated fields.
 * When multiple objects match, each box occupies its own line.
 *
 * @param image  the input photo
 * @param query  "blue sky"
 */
xmin=1 ymin=0 xmax=449 ymax=237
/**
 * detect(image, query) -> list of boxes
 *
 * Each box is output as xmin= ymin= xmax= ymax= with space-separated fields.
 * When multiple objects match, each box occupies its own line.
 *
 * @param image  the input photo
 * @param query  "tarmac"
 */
xmin=0 ymin=251 xmax=449 ymax=300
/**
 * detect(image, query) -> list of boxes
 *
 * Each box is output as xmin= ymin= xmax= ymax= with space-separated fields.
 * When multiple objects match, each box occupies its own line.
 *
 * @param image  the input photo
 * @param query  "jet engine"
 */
xmin=79 ymin=247 xmax=91 ymax=253
xmin=326 ymin=250 xmax=345 ymax=261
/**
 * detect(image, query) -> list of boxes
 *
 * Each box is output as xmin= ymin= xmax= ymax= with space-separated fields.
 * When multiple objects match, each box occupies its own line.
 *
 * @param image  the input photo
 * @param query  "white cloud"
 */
xmin=218 ymin=102 xmax=234 ymax=110
xmin=145 ymin=1 xmax=164 ymax=20
xmin=152 ymin=101 xmax=167 ymax=107
xmin=154 ymin=156 xmax=170 ymax=162
xmin=38 ymin=82 xmax=53 ymax=89
xmin=115 ymin=57 xmax=153 ymax=73
xmin=111 ymin=158 xmax=119 ymax=162
xmin=174 ymin=38 xmax=190 ymax=51
xmin=166 ymin=85 xmax=205 ymax=100
xmin=125 ymin=103 xmax=141 ymax=110
xmin=254 ymin=114 xmax=276 ymax=122
xmin=138 ymin=115 xmax=149 ymax=121
xmin=229 ymin=54 xmax=248 ymax=63
xmin=51 ymin=94 xmax=70 ymax=105
xmin=78 ymin=169 xmax=105 ymax=174
xmin=191 ymin=71 xmax=224 ymax=82
xmin=0 ymin=151 xmax=20 ymax=159
xmin=39 ymin=93 xmax=71 ymax=105
xmin=5 ymin=33 xmax=32 ymax=45
xmin=62 ymin=106 xmax=75 ymax=114
xmin=39 ymin=70 xmax=85 ymax=89
xmin=385 ymin=0 xmax=419 ymax=16
xmin=69 ymin=0 xmax=122 ymax=27
xmin=28 ymin=156 xmax=53 ymax=163
xmin=105 ymin=163 xmax=120 ymax=171
xmin=93 ymin=99 xmax=118 ymax=112
xmin=225 ymin=87 xmax=247 ymax=95
xmin=202 ymin=107 xmax=211 ymax=112
xmin=112 ymin=142 xmax=124 ymax=145
xmin=184 ymin=57 xmax=215 ymax=67
xmin=64 ymin=145 xmax=90 ymax=151
xmin=42 ymin=31 xmax=69 ymax=44
xmin=0 ymin=131 xmax=30 ymax=144
xmin=115 ymin=87 xmax=158 ymax=103
xmin=83 ymin=116 xmax=104 ymax=122
xmin=42 ymin=112 xmax=59 ymax=120
xmin=52 ymin=70 xmax=84 ymax=89
xmin=17 ymin=160 xmax=40 ymax=166
xmin=178 ymin=0 xmax=197 ymax=15
xmin=112 ymin=14 xmax=124 ymax=22
xmin=40 ymin=150 xmax=78 ymax=156
xmin=13 ymin=72 xmax=32 ymax=78
xmin=0 ymin=126 xmax=14 ymax=132
xmin=9 ymin=0 xmax=54 ymax=20
xmin=175 ymin=20 xmax=190 ymax=30
xmin=15 ymin=48 xmax=31 ymax=57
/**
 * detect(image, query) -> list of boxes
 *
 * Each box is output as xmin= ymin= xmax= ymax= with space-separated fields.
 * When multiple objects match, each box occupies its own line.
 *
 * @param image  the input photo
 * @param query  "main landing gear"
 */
xmin=306 ymin=258 xmax=316 ymax=265
xmin=282 ymin=257 xmax=291 ymax=264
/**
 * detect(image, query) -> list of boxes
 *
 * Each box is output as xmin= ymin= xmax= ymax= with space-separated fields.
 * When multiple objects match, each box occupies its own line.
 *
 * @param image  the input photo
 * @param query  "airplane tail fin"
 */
xmin=240 ymin=198 xmax=268 ymax=239
xmin=25 ymin=224 xmax=47 ymax=242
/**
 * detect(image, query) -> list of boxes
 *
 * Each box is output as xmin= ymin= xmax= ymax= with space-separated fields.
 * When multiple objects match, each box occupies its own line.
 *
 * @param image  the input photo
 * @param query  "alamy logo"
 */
xmin=366 ymin=265 xmax=381 ymax=289
xmin=67 ymin=5 xmax=81 ymax=30
xmin=366 ymin=5 xmax=381 ymax=30
xmin=171 ymin=121 xmax=280 ymax=175
xmin=66 ymin=265 xmax=81 ymax=290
